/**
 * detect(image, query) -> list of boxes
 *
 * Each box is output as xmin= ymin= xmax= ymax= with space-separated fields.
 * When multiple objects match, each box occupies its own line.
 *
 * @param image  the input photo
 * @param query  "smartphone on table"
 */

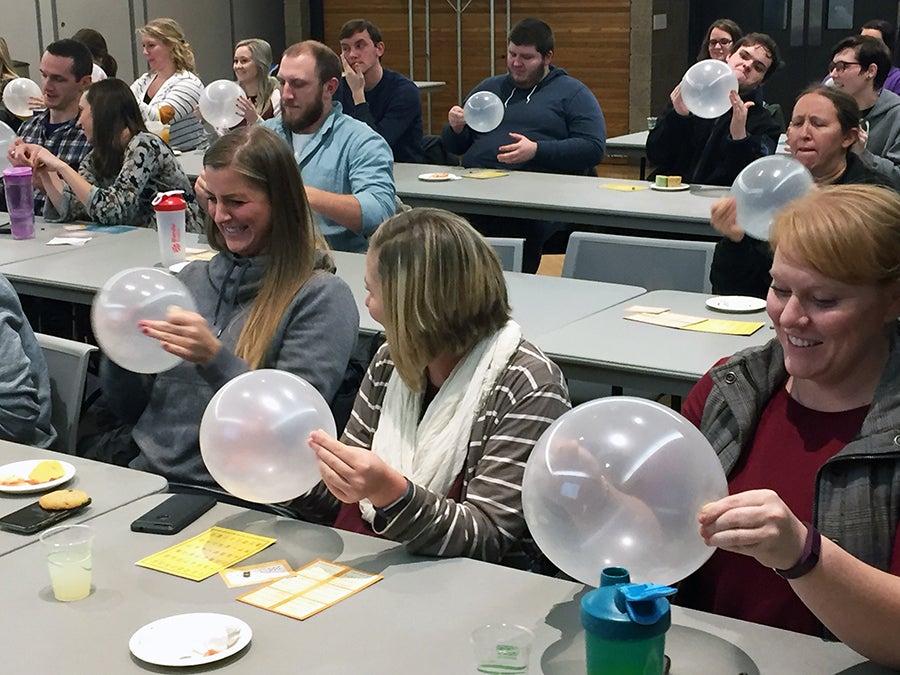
xmin=0 ymin=499 xmax=91 ymax=535
xmin=130 ymin=494 xmax=217 ymax=535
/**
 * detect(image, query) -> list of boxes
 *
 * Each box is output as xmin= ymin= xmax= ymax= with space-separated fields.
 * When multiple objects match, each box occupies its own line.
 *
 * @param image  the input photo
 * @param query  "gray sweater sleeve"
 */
xmin=0 ymin=276 xmax=55 ymax=446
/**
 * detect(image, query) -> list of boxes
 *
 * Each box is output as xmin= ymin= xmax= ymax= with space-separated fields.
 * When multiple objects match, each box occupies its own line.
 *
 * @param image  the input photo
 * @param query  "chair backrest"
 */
xmin=485 ymin=237 xmax=525 ymax=273
xmin=562 ymin=232 xmax=716 ymax=293
xmin=35 ymin=333 xmax=97 ymax=454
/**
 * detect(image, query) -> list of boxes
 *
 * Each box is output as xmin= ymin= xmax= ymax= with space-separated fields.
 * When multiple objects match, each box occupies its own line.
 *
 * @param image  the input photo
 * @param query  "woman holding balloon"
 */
xmin=22 ymin=78 xmax=201 ymax=230
xmin=302 ymin=208 xmax=570 ymax=570
xmin=80 ymin=125 xmax=359 ymax=486
xmin=680 ymin=184 xmax=900 ymax=665
xmin=131 ymin=18 xmax=204 ymax=151
xmin=710 ymin=85 xmax=892 ymax=298
xmin=0 ymin=38 xmax=22 ymax=132
xmin=232 ymin=38 xmax=280 ymax=125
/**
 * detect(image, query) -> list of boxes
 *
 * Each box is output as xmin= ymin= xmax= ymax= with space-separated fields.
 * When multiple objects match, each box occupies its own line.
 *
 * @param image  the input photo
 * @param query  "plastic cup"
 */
xmin=3 ymin=166 xmax=35 ymax=239
xmin=40 ymin=524 xmax=93 ymax=602
xmin=471 ymin=623 xmax=533 ymax=674
xmin=146 ymin=120 xmax=170 ymax=144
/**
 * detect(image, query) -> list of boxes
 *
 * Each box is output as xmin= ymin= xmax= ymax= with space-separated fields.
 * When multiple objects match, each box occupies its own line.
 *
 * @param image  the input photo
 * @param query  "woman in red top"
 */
xmin=681 ymin=184 xmax=900 ymax=668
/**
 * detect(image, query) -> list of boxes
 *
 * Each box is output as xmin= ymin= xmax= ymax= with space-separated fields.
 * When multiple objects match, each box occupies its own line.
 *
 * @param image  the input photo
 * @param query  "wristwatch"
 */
xmin=775 ymin=522 xmax=821 ymax=579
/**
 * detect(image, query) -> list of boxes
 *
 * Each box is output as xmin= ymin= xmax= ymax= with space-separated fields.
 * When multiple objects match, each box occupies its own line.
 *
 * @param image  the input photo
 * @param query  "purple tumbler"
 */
xmin=3 ymin=166 xmax=35 ymax=239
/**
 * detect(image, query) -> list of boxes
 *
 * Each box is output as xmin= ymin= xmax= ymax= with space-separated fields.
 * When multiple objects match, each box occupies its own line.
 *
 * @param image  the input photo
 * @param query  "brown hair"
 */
xmin=282 ymin=40 xmax=341 ymax=84
xmin=697 ymin=18 xmax=742 ymax=61
xmin=202 ymin=126 xmax=320 ymax=368
xmin=368 ymin=208 xmax=510 ymax=390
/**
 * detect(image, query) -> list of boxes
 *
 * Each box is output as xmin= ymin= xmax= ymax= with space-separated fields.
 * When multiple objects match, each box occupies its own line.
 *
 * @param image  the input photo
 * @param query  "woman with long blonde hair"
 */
xmin=81 ymin=125 xmax=359 ymax=487
xmin=233 ymin=38 xmax=280 ymax=124
xmin=130 ymin=18 xmax=205 ymax=150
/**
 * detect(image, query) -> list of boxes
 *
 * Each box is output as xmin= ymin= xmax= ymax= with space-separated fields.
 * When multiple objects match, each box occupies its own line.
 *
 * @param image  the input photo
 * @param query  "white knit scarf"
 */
xmin=359 ymin=321 xmax=522 ymax=523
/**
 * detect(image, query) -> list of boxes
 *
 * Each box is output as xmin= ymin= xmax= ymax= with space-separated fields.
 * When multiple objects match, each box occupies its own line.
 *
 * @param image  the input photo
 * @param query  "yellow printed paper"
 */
xmin=463 ymin=169 xmax=509 ymax=179
xmin=684 ymin=318 xmax=764 ymax=336
xmin=238 ymin=558 xmax=382 ymax=621
xmin=600 ymin=183 xmax=648 ymax=192
xmin=625 ymin=312 xmax=707 ymax=329
xmin=623 ymin=305 xmax=669 ymax=315
xmin=136 ymin=526 xmax=276 ymax=581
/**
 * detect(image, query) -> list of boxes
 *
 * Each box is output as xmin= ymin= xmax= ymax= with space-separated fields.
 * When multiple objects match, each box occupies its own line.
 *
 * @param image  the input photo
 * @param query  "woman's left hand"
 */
xmin=308 ymin=429 xmax=408 ymax=507
xmin=138 ymin=306 xmax=222 ymax=365
xmin=728 ymin=89 xmax=753 ymax=141
xmin=236 ymin=96 xmax=259 ymax=124
xmin=698 ymin=488 xmax=809 ymax=570
xmin=29 ymin=146 xmax=64 ymax=172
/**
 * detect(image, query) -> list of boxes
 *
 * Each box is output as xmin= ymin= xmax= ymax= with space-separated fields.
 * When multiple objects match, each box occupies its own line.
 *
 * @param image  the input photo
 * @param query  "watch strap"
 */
xmin=775 ymin=522 xmax=821 ymax=580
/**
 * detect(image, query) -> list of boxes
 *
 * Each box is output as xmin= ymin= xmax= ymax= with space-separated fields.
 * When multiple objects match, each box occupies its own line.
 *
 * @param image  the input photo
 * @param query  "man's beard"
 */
xmin=284 ymin=95 xmax=324 ymax=134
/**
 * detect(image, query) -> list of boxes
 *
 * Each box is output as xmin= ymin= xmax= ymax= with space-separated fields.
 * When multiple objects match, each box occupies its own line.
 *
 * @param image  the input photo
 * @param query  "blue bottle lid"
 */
xmin=581 ymin=567 xmax=676 ymax=640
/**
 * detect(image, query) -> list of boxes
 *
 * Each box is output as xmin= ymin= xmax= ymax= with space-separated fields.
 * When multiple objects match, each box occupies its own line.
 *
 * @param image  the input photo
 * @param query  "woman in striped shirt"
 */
xmin=302 ymin=208 xmax=571 ymax=571
xmin=131 ymin=18 xmax=204 ymax=151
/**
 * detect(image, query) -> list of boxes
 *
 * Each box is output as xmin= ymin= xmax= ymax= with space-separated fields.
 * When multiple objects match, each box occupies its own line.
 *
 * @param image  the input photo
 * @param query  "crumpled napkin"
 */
xmin=189 ymin=623 xmax=242 ymax=658
xmin=47 ymin=236 xmax=92 ymax=246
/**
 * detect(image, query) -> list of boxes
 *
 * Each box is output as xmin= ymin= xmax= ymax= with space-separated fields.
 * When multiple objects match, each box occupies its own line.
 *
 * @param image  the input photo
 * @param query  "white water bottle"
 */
xmin=152 ymin=190 xmax=187 ymax=267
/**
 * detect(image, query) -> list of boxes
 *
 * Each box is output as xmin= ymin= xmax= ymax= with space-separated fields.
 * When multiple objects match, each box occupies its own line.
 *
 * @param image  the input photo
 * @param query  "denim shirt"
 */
xmin=263 ymin=102 xmax=395 ymax=252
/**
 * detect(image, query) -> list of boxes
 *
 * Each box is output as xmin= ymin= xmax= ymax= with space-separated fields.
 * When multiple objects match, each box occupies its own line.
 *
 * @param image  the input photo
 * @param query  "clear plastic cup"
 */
xmin=40 ymin=524 xmax=93 ymax=601
xmin=471 ymin=623 xmax=533 ymax=674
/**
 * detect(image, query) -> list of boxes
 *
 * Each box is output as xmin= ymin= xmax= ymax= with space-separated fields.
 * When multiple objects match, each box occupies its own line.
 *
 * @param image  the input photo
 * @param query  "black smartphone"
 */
xmin=0 ymin=499 xmax=91 ymax=535
xmin=130 ymin=494 xmax=217 ymax=535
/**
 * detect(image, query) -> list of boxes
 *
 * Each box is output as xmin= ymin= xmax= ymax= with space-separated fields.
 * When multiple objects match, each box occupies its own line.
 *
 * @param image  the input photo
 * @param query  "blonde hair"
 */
xmin=369 ymin=208 xmax=510 ymax=390
xmin=771 ymin=184 xmax=900 ymax=286
xmin=138 ymin=18 xmax=197 ymax=74
xmin=0 ymin=37 xmax=18 ymax=83
xmin=235 ymin=38 xmax=278 ymax=116
xmin=202 ymin=126 xmax=320 ymax=368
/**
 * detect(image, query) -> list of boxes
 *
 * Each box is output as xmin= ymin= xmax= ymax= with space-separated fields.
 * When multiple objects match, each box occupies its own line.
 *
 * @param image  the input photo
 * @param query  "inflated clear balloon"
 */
xmin=522 ymin=397 xmax=728 ymax=586
xmin=680 ymin=59 xmax=738 ymax=119
xmin=731 ymin=155 xmax=814 ymax=241
xmin=464 ymin=91 xmax=505 ymax=132
xmin=199 ymin=80 xmax=244 ymax=130
xmin=91 ymin=63 xmax=107 ymax=83
xmin=0 ymin=121 xmax=15 ymax=172
xmin=200 ymin=369 xmax=335 ymax=503
xmin=2 ymin=78 xmax=42 ymax=117
xmin=91 ymin=267 xmax=197 ymax=374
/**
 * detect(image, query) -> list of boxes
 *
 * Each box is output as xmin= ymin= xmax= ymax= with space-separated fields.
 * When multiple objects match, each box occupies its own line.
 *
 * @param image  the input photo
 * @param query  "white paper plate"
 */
xmin=418 ymin=172 xmax=458 ymax=181
xmin=650 ymin=183 xmax=691 ymax=192
xmin=129 ymin=613 xmax=252 ymax=667
xmin=706 ymin=296 xmax=767 ymax=313
xmin=0 ymin=460 xmax=76 ymax=493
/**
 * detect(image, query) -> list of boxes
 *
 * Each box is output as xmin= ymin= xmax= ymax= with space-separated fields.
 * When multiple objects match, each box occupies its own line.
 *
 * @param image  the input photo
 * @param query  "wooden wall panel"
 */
xmin=323 ymin=2 xmax=631 ymax=138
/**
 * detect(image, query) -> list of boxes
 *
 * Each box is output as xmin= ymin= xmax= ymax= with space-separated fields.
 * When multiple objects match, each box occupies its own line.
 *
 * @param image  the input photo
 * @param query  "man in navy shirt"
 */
xmin=335 ymin=19 xmax=424 ymax=163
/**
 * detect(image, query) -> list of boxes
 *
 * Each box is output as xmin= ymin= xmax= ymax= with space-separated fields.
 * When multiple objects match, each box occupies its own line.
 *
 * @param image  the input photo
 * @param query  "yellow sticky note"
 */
xmin=463 ymin=169 xmax=509 ymax=179
xmin=600 ymin=183 xmax=649 ymax=192
xmin=625 ymin=312 xmax=707 ymax=329
xmin=623 ymin=305 xmax=669 ymax=315
xmin=186 ymin=248 xmax=217 ymax=261
xmin=136 ymin=526 xmax=276 ymax=581
xmin=684 ymin=319 xmax=765 ymax=336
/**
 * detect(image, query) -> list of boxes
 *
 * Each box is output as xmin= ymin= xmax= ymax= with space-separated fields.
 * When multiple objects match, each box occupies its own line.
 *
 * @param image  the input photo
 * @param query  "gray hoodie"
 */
xmin=102 ymin=249 xmax=359 ymax=486
xmin=860 ymin=88 xmax=900 ymax=189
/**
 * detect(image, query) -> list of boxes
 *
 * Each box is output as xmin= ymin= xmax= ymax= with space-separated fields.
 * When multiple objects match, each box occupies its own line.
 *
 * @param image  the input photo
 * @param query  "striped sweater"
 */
xmin=131 ymin=70 xmax=205 ymax=151
xmin=298 ymin=339 xmax=571 ymax=570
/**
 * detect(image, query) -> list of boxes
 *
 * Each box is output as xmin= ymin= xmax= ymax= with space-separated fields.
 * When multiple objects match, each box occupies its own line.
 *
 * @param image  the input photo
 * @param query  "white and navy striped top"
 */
xmin=131 ymin=70 xmax=205 ymax=151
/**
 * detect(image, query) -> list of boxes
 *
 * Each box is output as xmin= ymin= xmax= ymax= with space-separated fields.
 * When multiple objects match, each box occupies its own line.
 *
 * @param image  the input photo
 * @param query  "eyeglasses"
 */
xmin=708 ymin=38 xmax=733 ymax=47
xmin=829 ymin=60 xmax=861 ymax=73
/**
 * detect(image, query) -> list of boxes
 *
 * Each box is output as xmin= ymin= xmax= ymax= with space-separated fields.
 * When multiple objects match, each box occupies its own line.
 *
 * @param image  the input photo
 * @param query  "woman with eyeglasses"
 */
xmin=710 ymin=85 xmax=893 ymax=298
xmin=697 ymin=19 xmax=741 ymax=62
xmin=826 ymin=34 xmax=900 ymax=190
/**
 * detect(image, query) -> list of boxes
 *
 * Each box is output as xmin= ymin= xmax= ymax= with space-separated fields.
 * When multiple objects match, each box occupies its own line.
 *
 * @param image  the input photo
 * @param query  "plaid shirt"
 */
xmin=16 ymin=110 xmax=90 ymax=213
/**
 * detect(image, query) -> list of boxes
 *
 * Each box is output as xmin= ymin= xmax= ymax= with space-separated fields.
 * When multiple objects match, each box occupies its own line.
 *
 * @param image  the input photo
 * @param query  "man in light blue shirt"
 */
xmin=263 ymin=40 xmax=395 ymax=252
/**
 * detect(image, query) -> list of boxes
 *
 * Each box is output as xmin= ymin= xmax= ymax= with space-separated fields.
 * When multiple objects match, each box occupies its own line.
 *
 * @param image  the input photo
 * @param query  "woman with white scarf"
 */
xmin=303 ymin=208 xmax=570 ymax=571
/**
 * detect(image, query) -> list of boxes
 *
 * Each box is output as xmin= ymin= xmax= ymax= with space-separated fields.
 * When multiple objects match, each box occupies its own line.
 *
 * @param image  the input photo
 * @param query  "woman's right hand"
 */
xmin=710 ymin=196 xmax=745 ymax=242
xmin=236 ymin=96 xmax=258 ymax=124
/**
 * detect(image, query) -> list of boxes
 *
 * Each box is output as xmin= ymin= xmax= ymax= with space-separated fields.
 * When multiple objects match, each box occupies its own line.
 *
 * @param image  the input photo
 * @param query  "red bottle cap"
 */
xmin=152 ymin=190 xmax=186 ymax=212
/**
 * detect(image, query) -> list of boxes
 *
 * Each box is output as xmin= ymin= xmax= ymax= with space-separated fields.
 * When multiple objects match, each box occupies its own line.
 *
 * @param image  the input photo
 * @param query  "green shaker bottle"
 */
xmin=580 ymin=567 xmax=676 ymax=675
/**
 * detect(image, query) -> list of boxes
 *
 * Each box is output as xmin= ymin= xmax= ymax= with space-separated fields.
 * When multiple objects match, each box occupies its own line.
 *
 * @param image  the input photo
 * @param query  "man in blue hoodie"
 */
xmin=441 ymin=18 xmax=606 ymax=272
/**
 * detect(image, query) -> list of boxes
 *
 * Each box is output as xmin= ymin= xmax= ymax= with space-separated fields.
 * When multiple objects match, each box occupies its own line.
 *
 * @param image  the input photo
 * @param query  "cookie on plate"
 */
xmin=39 ymin=489 xmax=91 ymax=511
